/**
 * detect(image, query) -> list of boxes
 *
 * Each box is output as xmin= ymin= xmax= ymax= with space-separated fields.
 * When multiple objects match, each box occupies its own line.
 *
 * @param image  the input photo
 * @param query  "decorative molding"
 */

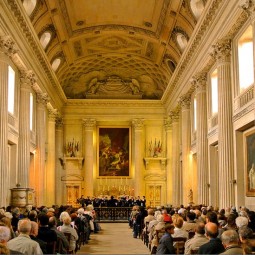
xmin=233 ymin=102 xmax=255 ymax=122
xmin=143 ymin=157 xmax=167 ymax=170
xmin=179 ymin=93 xmax=191 ymax=109
xmin=164 ymin=118 xmax=172 ymax=130
xmin=239 ymin=0 xmax=255 ymax=16
xmin=193 ymin=72 xmax=207 ymax=93
xmin=37 ymin=92 xmax=49 ymax=105
xmin=169 ymin=109 xmax=180 ymax=122
xmin=210 ymin=38 xmax=232 ymax=63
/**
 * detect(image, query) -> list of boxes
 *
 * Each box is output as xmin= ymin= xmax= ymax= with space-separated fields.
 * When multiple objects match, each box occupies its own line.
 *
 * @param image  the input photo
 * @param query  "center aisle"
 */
xmin=77 ymin=223 xmax=150 ymax=254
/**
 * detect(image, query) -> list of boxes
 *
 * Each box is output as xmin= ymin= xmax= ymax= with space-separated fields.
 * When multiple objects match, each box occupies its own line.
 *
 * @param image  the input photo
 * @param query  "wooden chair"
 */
xmin=63 ymin=232 xmax=74 ymax=254
xmin=172 ymin=237 xmax=187 ymax=254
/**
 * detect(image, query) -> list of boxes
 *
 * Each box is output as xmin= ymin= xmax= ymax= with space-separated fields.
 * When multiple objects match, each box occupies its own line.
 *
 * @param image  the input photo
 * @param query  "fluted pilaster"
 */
xmin=169 ymin=109 xmax=181 ymax=206
xmin=212 ymin=39 xmax=235 ymax=209
xmin=0 ymin=61 xmax=9 ymax=207
xmin=55 ymin=116 xmax=64 ymax=206
xmin=164 ymin=118 xmax=172 ymax=205
xmin=179 ymin=94 xmax=191 ymax=205
xmin=17 ymin=70 xmax=34 ymax=188
xmin=46 ymin=108 xmax=58 ymax=206
xmin=194 ymin=73 xmax=209 ymax=205
xmin=34 ymin=93 xmax=48 ymax=206
xmin=82 ymin=118 xmax=96 ymax=197
xmin=132 ymin=119 xmax=144 ymax=197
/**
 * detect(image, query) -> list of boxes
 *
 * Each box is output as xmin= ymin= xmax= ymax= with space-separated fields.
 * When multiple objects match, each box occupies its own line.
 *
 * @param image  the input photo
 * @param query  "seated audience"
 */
xmin=220 ymin=229 xmax=243 ymax=254
xmin=198 ymin=222 xmax=225 ymax=254
xmin=7 ymin=219 xmax=43 ymax=255
xmin=184 ymin=222 xmax=209 ymax=254
xmin=29 ymin=221 xmax=47 ymax=254
xmin=235 ymin=216 xmax=249 ymax=229
xmin=182 ymin=211 xmax=197 ymax=232
xmin=238 ymin=226 xmax=255 ymax=254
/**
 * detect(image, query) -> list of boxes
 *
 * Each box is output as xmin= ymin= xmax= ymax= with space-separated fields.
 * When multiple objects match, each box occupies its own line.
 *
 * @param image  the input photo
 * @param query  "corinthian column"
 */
xmin=45 ymin=108 xmax=58 ymax=206
xmin=164 ymin=119 xmax=172 ymax=205
xmin=194 ymin=74 xmax=209 ymax=205
xmin=34 ymin=93 xmax=48 ymax=206
xmin=82 ymin=118 xmax=96 ymax=197
xmin=0 ymin=59 xmax=8 ymax=207
xmin=132 ymin=119 xmax=144 ymax=197
xmin=212 ymin=39 xmax=234 ymax=208
xmin=169 ymin=109 xmax=181 ymax=206
xmin=18 ymin=71 xmax=35 ymax=188
xmin=179 ymin=94 xmax=191 ymax=205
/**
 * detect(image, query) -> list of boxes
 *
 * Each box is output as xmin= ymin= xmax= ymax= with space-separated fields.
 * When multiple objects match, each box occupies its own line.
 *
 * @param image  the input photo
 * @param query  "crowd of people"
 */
xmin=128 ymin=204 xmax=255 ymax=254
xmin=0 ymin=204 xmax=100 ymax=254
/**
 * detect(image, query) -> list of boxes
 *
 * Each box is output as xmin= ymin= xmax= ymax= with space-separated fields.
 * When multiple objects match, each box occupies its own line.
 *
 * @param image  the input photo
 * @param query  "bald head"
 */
xmin=205 ymin=222 xmax=218 ymax=238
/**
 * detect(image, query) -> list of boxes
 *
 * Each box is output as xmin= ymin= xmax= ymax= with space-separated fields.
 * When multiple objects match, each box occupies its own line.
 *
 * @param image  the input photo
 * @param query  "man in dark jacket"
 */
xmin=156 ymin=224 xmax=175 ymax=254
xmin=198 ymin=222 xmax=225 ymax=254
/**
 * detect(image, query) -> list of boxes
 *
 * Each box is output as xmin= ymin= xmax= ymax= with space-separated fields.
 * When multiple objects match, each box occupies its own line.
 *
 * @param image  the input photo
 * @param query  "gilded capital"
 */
xmin=239 ymin=0 xmax=255 ymax=15
xmin=164 ymin=118 xmax=172 ymax=130
xmin=132 ymin=118 xmax=144 ymax=130
xmin=210 ymin=38 xmax=232 ymax=63
xmin=179 ymin=93 xmax=191 ymax=110
xmin=56 ymin=117 xmax=63 ymax=128
xmin=48 ymin=108 xmax=59 ymax=121
xmin=37 ymin=92 xmax=49 ymax=105
xmin=20 ymin=70 xmax=37 ymax=86
xmin=82 ymin=118 xmax=96 ymax=128
xmin=192 ymin=73 xmax=207 ymax=93
xmin=169 ymin=109 xmax=180 ymax=122
xmin=0 ymin=35 xmax=18 ymax=56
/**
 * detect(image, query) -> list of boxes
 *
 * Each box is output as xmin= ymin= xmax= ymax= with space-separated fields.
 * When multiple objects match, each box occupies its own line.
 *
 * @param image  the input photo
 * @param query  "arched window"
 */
xmin=22 ymin=0 xmax=37 ymax=16
xmin=166 ymin=59 xmax=176 ymax=73
xmin=176 ymin=33 xmax=188 ymax=52
xmin=238 ymin=25 xmax=254 ymax=92
xmin=8 ymin=65 xmax=15 ymax=114
xmin=52 ymin=58 xmax=61 ymax=71
xmin=190 ymin=0 xmax=205 ymax=20
xmin=40 ymin=31 xmax=52 ymax=49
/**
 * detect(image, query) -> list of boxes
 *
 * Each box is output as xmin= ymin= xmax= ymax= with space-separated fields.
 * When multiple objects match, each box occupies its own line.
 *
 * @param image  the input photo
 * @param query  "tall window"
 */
xmin=8 ymin=66 xmax=15 ymax=114
xmin=23 ymin=0 xmax=37 ymax=16
xmin=40 ymin=32 xmax=51 ymax=49
xmin=238 ymin=25 xmax=254 ymax=91
xmin=211 ymin=69 xmax=218 ymax=114
xmin=30 ymin=93 xmax=34 ymax=131
xmin=193 ymin=97 xmax=197 ymax=131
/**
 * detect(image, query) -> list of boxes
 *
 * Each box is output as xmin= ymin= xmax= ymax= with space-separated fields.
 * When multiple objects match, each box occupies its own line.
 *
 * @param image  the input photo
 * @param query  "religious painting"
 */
xmin=98 ymin=127 xmax=130 ymax=177
xmin=245 ymin=128 xmax=255 ymax=196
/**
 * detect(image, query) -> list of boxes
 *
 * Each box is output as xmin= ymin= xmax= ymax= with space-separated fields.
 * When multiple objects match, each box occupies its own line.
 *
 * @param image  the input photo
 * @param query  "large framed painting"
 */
xmin=245 ymin=128 xmax=255 ymax=196
xmin=98 ymin=127 xmax=130 ymax=177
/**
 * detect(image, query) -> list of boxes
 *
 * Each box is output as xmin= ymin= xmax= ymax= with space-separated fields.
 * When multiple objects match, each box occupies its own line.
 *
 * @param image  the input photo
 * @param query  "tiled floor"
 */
xmin=77 ymin=223 xmax=150 ymax=254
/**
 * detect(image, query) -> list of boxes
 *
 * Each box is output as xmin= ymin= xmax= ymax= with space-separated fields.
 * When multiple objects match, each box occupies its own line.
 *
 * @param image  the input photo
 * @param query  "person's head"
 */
xmin=0 ymin=226 xmax=10 ymax=243
xmin=206 ymin=211 xmax=218 ymax=224
xmin=186 ymin=211 xmax=196 ymax=221
xmin=28 ymin=210 xmax=37 ymax=222
xmin=48 ymin=216 xmax=57 ymax=228
xmin=195 ymin=222 xmax=205 ymax=235
xmin=62 ymin=215 xmax=71 ymax=226
xmin=156 ymin=214 xmax=164 ymax=222
xmin=235 ymin=216 xmax=249 ymax=229
xmin=18 ymin=219 xmax=31 ymax=235
xmin=30 ymin=221 xmax=39 ymax=237
xmin=77 ymin=208 xmax=85 ymax=216
xmin=238 ymin=226 xmax=253 ymax=243
xmin=59 ymin=211 xmax=69 ymax=222
xmin=147 ymin=208 xmax=154 ymax=216
xmin=165 ymin=223 xmax=175 ymax=234
xmin=173 ymin=216 xmax=184 ymax=229
xmin=38 ymin=213 xmax=49 ymax=226
xmin=221 ymin=229 xmax=240 ymax=248
xmin=205 ymin=222 xmax=218 ymax=239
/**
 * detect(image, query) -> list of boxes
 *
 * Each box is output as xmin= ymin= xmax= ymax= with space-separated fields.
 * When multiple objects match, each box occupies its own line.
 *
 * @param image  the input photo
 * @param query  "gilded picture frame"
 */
xmin=98 ymin=127 xmax=130 ymax=177
xmin=245 ymin=128 xmax=255 ymax=196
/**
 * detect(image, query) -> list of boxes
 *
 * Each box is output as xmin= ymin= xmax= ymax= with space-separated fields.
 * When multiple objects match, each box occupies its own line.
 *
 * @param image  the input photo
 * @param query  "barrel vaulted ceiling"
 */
xmin=22 ymin=0 xmax=206 ymax=100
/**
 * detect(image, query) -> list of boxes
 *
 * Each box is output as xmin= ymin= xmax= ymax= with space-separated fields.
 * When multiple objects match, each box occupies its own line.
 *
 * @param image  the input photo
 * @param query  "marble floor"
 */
xmin=77 ymin=223 xmax=150 ymax=254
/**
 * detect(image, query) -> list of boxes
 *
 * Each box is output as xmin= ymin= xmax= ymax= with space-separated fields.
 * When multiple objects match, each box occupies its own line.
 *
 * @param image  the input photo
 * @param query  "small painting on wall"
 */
xmin=98 ymin=127 xmax=130 ymax=177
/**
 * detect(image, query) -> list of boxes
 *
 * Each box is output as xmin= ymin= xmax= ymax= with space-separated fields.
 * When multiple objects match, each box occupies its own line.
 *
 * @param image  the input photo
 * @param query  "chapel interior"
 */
xmin=1 ymin=0 xmax=255 ymax=211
